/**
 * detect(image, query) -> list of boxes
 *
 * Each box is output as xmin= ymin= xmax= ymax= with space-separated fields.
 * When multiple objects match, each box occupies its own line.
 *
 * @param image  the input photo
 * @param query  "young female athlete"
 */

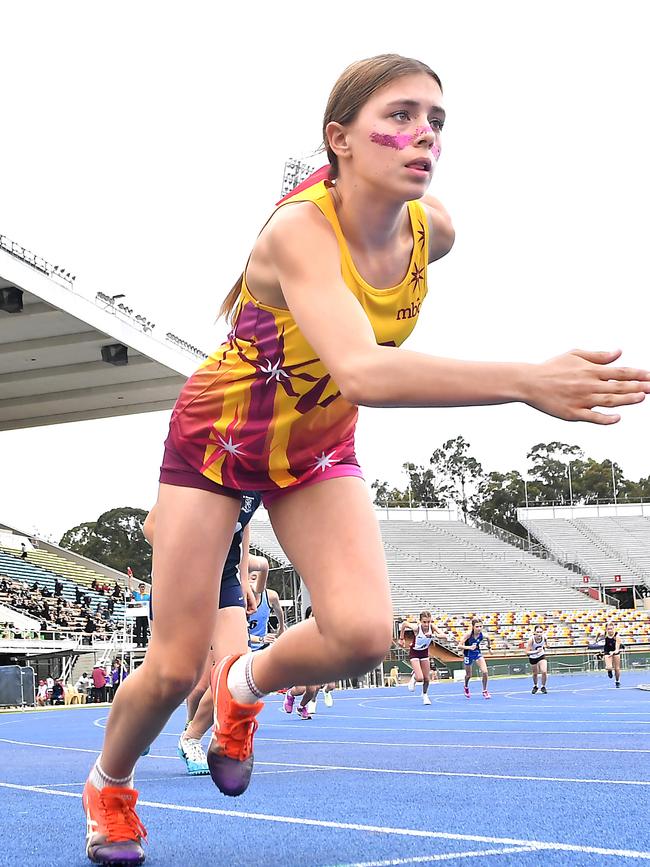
xmin=142 ymin=494 xmax=262 ymax=775
xmin=247 ymin=558 xmax=285 ymax=652
xmin=462 ymin=617 xmax=492 ymax=699
xmin=82 ymin=53 xmax=650 ymax=864
xmin=526 ymin=624 xmax=549 ymax=694
xmin=597 ymin=621 xmax=624 ymax=687
xmin=399 ymin=610 xmax=448 ymax=704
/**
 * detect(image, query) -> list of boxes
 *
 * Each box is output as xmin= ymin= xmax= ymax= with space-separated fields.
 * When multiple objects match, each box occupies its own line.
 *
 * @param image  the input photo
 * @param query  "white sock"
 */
xmin=226 ymin=653 xmax=265 ymax=705
xmin=90 ymin=759 xmax=134 ymax=791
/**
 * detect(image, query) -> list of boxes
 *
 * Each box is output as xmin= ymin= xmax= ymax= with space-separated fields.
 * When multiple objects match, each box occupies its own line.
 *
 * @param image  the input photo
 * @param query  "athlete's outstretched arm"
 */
xmin=270 ymin=204 xmax=650 ymax=424
xmin=267 ymin=589 xmax=285 ymax=637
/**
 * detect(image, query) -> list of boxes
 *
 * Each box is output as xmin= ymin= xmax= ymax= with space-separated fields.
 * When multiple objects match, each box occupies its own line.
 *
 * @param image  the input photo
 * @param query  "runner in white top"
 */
xmin=399 ymin=611 xmax=449 ymax=705
xmin=526 ymin=624 xmax=549 ymax=694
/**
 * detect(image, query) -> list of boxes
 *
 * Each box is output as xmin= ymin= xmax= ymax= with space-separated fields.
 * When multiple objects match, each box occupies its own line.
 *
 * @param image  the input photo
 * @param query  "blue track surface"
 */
xmin=1 ymin=672 xmax=649 ymax=866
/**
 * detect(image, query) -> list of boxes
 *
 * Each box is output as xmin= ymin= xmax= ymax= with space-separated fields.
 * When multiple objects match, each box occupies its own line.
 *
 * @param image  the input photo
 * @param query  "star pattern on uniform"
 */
xmin=216 ymin=434 xmax=246 ymax=459
xmin=409 ymin=263 xmax=425 ymax=296
xmin=259 ymin=357 xmax=290 ymax=385
xmin=313 ymin=449 xmax=337 ymax=472
xmin=417 ymin=220 xmax=426 ymax=251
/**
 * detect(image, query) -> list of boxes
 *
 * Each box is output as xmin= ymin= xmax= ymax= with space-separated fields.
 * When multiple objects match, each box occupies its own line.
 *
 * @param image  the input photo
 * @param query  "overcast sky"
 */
xmin=1 ymin=1 xmax=648 ymax=541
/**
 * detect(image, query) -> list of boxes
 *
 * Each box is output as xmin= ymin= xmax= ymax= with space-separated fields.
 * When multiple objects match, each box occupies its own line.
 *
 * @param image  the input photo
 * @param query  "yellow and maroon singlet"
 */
xmin=164 ymin=180 xmax=430 ymax=496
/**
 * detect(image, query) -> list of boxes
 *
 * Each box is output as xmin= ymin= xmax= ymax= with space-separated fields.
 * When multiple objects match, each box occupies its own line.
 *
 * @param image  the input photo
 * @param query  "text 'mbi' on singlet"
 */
xmin=167 ymin=180 xmax=430 ymax=492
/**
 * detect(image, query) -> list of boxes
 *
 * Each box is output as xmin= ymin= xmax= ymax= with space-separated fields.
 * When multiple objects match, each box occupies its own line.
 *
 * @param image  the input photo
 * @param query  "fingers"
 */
xmin=590 ymin=392 xmax=646 ymax=408
xmin=571 ymin=348 xmax=622 ymax=364
xmin=592 ymin=380 xmax=650 ymax=394
xmin=574 ymin=408 xmax=621 ymax=425
xmin=597 ymin=368 xmax=650 ymax=383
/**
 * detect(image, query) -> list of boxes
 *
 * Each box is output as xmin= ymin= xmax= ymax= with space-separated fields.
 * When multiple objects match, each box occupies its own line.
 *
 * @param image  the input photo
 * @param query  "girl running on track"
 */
xmin=462 ymin=617 xmax=492 ymax=699
xmin=82 ymin=53 xmax=650 ymax=865
xmin=399 ymin=610 xmax=448 ymax=704
xmin=247 ymin=559 xmax=285 ymax=652
xmin=526 ymin=624 xmax=549 ymax=694
xmin=597 ymin=621 xmax=623 ymax=687
xmin=142 ymin=493 xmax=262 ymax=775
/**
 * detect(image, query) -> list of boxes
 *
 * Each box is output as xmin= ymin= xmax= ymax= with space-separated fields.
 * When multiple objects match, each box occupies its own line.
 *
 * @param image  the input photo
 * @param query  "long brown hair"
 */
xmin=219 ymin=53 xmax=442 ymax=322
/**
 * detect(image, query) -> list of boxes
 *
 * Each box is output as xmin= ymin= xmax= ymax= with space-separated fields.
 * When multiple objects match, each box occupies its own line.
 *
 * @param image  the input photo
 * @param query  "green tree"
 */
xmin=622 ymin=474 xmax=650 ymax=501
xmin=372 ymin=461 xmax=450 ymax=507
xmin=526 ymin=442 xmax=583 ymax=503
xmin=473 ymin=470 xmax=542 ymax=536
xmin=429 ymin=436 xmax=483 ymax=519
xmin=60 ymin=507 xmax=151 ymax=579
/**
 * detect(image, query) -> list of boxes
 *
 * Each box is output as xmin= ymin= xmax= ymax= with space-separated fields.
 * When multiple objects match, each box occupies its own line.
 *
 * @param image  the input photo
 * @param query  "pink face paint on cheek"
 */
xmin=431 ymin=143 xmax=441 ymax=160
xmin=369 ymin=131 xmax=415 ymax=150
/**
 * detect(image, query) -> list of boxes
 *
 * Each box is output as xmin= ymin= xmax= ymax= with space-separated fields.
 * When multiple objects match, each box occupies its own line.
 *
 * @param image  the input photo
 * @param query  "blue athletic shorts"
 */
xmin=464 ymin=652 xmax=482 ymax=666
xmin=148 ymin=573 xmax=244 ymax=622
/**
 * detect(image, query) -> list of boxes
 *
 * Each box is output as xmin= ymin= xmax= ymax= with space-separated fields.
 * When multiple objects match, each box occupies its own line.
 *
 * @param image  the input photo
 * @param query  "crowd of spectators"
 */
xmin=35 ymin=659 xmax=128 ymax=706
xmin=0 ymin=574 xmax=120 ymax=640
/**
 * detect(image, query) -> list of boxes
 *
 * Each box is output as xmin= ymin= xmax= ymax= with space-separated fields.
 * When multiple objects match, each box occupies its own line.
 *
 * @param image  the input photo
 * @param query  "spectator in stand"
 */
xmin=75 ymin=672 xmax=92 ymax=700
xmin=31 ymin=581 xmax=38 ymax=592
xmin=42 ymin=585 xmax=52 ymax=598
xmin=51 ymin=679 xmax=65 ymax=705
xmin=20 ymin=542 xmax=28 ymax=560
xmin=91 ymin=665 xmax=107 ymax=703
xmin=0 ymin=576 xmax=8 ymax=592
xmin=54 ymin=578 xmax=63 ymax=597
xmin=75 ymin=586 xmax=83 ymax=604
xmin=83 ymin=593 xmax=92 ymax=608
xmin=112 ymin=582 xmax=121 ymax=598
xmin=107 ymin=597 xmax=115 ymax=616
xmin=132 ymin=582 xmax=151 ymax=648
xmin=91 ymin=579 xmax=98 ymax=592
xmin=111 ymin=660 xmax=127 ymax=697
xmin=36 ymin=680 xmax=48 ymax=706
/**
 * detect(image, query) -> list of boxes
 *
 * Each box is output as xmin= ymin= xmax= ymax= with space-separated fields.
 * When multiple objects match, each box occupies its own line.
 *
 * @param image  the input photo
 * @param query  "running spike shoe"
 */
xmin=323 ymin=690 xmax=334 ymax=708
xmin=82 ymin=780 xmax=146 ymax=865
xmin=177 ymin=735 xmax=209 ymax=776
xmin=207 ymin=654 xmax=263 ymax=796
xmin=282 ymin=693 xmax=295 ymax=714
xmin=482 ymin=690 xmax=491 ymax=700
xmin=297 ymin=705 xmax=312 ymax=720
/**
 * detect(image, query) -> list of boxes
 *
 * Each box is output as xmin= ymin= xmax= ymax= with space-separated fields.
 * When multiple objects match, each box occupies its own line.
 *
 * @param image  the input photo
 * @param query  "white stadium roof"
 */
xmin=0 ymin=234 xmax=207 ymax=432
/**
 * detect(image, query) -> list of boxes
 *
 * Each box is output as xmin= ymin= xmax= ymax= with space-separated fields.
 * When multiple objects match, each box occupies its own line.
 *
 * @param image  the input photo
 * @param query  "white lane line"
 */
xmin=259 ymin=722 xmax=647 ymax=737
xmin=2 ymin=737 xmax=648 ymax=786
xmin=5 ymin=733 xmax=647 ymax=756
xmin=252 ymin=760 xmax=650 ymax=788
xmin=330 ymin=847 xmax=540 ymax=866
xmin=1 ymin=781 xmax=649 ymax=860
xmin=254 ymin=735 xmax=650 ymax=755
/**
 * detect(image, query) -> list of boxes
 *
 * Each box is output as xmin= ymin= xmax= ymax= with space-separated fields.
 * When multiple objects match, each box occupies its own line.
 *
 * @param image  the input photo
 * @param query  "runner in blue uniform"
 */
xmin=462 ymin=617 xmax=492 ymax=699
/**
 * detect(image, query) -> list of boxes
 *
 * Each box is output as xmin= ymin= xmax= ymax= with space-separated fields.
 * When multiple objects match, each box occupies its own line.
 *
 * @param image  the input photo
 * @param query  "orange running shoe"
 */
xmin=82 ymin=780 xmax=146 ymax=865
xmin=207 ymin=654 xmax=264 ymax=796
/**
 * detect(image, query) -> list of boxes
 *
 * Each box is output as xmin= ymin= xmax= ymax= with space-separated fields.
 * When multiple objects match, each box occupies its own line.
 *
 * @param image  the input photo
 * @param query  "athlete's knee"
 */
xmin=153 ymin=661 xmax=203 ymax=705
xmin=336 ymin=615 xmax=392 ymax=671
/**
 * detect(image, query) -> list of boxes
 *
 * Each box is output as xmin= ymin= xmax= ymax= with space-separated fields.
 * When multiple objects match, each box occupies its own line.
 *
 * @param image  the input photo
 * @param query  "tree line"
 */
xmin=371 ymin=437 xmax=650 ymax=538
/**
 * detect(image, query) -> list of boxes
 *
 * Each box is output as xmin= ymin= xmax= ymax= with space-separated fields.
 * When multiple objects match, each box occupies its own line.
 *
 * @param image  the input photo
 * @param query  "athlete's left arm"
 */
xmin=268 ymin=589 xmax=286 ymax=636
xmin=420 ymin=195 xmax=455 ymax=263
xmin=614 ymin=634 xmax=623 ymax=655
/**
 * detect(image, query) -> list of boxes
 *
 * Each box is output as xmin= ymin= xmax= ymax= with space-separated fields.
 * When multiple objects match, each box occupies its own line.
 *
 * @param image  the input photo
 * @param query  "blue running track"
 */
xmin=1 ymin=672 xmax=649 ymax=866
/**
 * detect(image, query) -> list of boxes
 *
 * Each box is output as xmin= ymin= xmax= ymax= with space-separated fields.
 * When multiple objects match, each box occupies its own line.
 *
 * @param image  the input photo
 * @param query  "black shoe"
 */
xmin=540 ymin=686 xmax=547 ymax=694
xmin=615 ymin=681 xmax=621 ymax=688
xmin=531 ymin=686 xmax=538 ymax=694
xmin=607 ymin=670 xmax=613 ymax=679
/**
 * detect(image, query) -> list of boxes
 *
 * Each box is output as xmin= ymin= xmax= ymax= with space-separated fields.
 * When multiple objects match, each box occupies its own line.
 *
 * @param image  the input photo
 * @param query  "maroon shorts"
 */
xmin=159 ymin=432 xmax=365 ymax=507
xmin=159 ymin=434 xmax=241 ymax=501
xmin=409 ymin=647 xmax=430 ymax=661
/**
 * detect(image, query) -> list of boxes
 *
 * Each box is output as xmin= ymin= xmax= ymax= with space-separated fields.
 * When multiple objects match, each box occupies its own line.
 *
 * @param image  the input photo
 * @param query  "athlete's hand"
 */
xmin=524 ymin=349 xmax=650 ymax=424
xmin=264 ymin=633 xmax=276 ymax=644
xmin=245 ymin=588 xmax=257 ymax=615
xmin=398 ymin=638 xmax=405 ymax=648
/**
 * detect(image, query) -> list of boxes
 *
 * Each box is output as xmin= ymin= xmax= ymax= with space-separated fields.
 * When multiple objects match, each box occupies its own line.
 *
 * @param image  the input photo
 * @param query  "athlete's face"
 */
xmin=534 ymin=628 xmax=543 ymax=638
xmin=332 ymin=74 xmax=445 ymax=201
xmin=606 ymin=624 xmax=615 ymax=635
xmin=420 ymin=616 xmax=431 ymax=630
xmin=473 ymin=621 xmax=482 ymax=634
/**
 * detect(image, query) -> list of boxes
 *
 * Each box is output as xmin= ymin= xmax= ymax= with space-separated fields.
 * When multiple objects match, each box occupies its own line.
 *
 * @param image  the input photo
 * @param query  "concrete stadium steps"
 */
xmin=521 ymin=517 xmax=647 ymax=583
xmin=574 ymin=517 xmax=650 ymax=579
xmin=249 ymin=518 xmax=604 ymax=614
xmin=0 ymin=549 xmax=125 ymax=621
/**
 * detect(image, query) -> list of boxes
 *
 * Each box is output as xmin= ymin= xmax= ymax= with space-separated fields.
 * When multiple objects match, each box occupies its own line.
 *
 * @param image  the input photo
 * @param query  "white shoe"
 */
xmin=407 ymin=675 xmax=416 ymax=692
xmin=323 ymin=690 xmax=334 ymax=707
xmin=307 ymin=700 xmax=317 ymax=714
xmin=422 ymin=694 xmax=431 ymax=705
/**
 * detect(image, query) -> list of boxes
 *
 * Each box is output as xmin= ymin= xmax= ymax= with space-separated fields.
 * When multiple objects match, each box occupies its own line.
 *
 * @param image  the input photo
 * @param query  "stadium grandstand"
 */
xmin=0 ymin=230 xmax=203 ymax=693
